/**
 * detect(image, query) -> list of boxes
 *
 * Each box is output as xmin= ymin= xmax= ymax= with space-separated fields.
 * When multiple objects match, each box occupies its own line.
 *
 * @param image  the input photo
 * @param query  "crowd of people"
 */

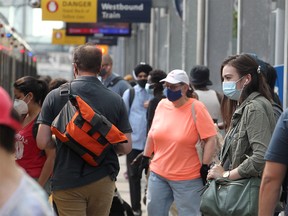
xmin=0 ymin=42 xmax=287 ymax=216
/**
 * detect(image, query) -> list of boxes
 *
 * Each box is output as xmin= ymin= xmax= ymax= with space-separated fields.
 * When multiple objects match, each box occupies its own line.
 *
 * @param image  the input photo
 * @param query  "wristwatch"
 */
xmin=223 ymin=171 xmax=230 ymax=179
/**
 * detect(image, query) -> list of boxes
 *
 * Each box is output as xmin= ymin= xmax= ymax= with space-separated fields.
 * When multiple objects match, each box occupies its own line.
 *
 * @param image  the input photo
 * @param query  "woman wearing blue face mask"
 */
xmin=207 ymin=54 xmax=276 ymax=215
xmin=139 ymin=69 xmax=217 ymax=216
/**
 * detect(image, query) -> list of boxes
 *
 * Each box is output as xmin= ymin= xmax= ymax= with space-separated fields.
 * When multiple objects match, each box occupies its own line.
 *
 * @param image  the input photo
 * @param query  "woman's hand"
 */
xmin=207 ymin=164 xmax=225 ymax=180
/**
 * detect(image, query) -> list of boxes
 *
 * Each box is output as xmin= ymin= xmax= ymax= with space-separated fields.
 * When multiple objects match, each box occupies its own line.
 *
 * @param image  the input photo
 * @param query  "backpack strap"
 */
xmin=107 ymin=76 xmax=124 ymax=88
xmin=129 ymin=88 xmax=135 ymax=108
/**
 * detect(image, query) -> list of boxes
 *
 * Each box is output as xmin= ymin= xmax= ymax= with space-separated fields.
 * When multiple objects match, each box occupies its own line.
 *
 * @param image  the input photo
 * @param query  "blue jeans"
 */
xmin=147 ymin=171 xmax=202 ymax=216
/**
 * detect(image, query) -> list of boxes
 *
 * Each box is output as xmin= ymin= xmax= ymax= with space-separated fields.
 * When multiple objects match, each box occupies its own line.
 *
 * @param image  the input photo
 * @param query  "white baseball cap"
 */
xmin=160 ymin=69 xmax=189 ymax=85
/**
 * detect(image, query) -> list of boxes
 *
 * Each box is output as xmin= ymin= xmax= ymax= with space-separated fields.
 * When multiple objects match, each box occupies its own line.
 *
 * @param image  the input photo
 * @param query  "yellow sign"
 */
xmin=42 ymin=0 xmax=97 ymax=23
xmin=52 ymin=29 xmax=86 ymax=45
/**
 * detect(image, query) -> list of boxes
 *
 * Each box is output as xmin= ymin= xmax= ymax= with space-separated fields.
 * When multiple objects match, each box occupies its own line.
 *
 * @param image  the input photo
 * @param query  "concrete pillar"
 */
xmin=206 ymin=0 xmax=233 ymax=92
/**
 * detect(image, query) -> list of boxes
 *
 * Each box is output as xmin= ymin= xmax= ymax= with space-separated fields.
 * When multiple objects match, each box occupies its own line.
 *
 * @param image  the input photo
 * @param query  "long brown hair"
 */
xmin=220 ymin=54 xmax=272 ymax=130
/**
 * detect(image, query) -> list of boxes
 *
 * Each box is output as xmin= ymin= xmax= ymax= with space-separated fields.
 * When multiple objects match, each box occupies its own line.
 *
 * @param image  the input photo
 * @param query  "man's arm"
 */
xmin=259 ymin=161 xmax=287 ymax=216
xmin=114 ymin=133 xmax=132 ymax=155
xmin=37 ymin=124 xmax=55 ymax=150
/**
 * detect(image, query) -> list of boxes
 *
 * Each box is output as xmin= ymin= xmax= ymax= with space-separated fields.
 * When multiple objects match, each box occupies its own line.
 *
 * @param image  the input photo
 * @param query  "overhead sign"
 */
xmin=52 ymin=29 xmax=86 ymax=45
xmin=97 ymin=0 xmax=151 ymax=23
xmin=66 ymin=22 xmax=131 ymax=37
xmin=42 ymin=0 xmax=97 ymax=23
xmin=86 ymin=37 xmax=118 ymax=46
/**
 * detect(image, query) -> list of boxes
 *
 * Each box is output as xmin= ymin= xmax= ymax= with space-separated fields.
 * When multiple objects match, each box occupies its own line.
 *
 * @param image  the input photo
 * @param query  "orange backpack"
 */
xmin=51 ymin=83 xmax=127 ymax=166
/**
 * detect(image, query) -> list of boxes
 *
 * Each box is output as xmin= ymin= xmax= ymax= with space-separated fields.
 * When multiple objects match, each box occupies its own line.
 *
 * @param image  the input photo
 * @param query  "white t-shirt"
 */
xmin=195 ymin=89 xmax=222 ymax=122
xmin=0 ymin=172 xmax=54 ymax=216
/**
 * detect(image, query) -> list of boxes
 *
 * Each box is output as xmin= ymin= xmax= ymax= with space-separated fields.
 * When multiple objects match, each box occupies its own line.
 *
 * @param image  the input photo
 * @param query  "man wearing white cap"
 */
xmin=139 ymin=69 xmax=217 ymax=216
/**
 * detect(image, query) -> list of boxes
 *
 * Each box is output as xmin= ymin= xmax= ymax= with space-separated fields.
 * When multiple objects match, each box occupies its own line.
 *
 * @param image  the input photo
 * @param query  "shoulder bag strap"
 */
xmin=220 ymin=121 xmax=239 ymax=166
xmin=191 ymin=101 xmax=200 ymax=139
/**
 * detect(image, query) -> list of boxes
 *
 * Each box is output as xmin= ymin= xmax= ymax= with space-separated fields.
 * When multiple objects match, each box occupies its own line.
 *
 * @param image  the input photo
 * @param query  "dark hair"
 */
xmin=149 ymin=69 xmax=167 ymax=95
xmin=220 ymin=54 xmax=272 ymax=130
xmin=262 ymin=62 xmax=277 ymax=90
xmin=73 ymin=43 xmax=102 ymax=74
xmin=49 ymin=78 xmax=68 ymax=92
xmin=0 ymin=109 xmax=20 ymax=153
xmin=14 ymin=76 xmax=49 ymax=106
xmin=38 ymin=75 xmax=52 ymax=85
xmin=186 ymin=84 xmax=197 ymax=98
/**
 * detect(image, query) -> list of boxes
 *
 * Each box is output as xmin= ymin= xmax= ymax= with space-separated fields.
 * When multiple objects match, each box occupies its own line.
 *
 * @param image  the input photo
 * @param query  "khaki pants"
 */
xmin=53 ymin=176 xmax=115 ymax=216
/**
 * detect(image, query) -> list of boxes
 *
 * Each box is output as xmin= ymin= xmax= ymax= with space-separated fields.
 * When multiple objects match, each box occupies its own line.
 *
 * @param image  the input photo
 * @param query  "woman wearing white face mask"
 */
xmin=207 ymin=54 xmax=276 ymax=215
xmin=14 ymin=99 xmax=28 ymax=122
xmin=13 ymin=76 xmax=54 ymax=195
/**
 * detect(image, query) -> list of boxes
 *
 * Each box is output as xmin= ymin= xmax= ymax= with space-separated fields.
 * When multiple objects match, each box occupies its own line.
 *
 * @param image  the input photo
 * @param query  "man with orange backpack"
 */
xmin=36 ymin=43 xmax=132 ymax=216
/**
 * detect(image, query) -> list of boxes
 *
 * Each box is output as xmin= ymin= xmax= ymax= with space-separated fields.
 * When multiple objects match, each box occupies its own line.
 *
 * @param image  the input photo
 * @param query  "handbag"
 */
xmin=200 ymin=125 xmax=260 ymax=216
xmin=200 ymin=177 xmax=261 ymax=216
xmin=191 ymin=101 xmax=223 ymax=164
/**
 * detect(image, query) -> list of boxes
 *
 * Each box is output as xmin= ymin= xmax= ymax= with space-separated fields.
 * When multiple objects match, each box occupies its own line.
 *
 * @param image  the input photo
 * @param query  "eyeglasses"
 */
xmin=165 ymin=84 xmax=183 ymax=91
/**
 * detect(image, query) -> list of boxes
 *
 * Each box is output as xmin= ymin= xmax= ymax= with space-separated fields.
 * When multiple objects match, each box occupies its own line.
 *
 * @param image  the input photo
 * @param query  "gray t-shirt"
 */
xmin=103 ymin=73 xmax=131 ymax=96
xmin=37 ymin=76 xmax=132 ymax=191
xmin=0 ymin=170 xmax=54 ymax=216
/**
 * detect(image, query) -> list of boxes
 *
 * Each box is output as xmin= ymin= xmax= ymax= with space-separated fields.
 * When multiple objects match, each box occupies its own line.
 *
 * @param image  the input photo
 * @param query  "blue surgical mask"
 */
xmin=167 ymin=89 xmax=182 ymax=101
xmin=222 ymin=77 xmax=244 ymax=101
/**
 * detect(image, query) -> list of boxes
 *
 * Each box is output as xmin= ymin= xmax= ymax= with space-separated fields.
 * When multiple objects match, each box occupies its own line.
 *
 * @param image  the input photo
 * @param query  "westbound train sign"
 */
xmin=97 ymin=0 xmax=151 ymax=23
xmin=42 ymin=0 xmax=151 ymax=23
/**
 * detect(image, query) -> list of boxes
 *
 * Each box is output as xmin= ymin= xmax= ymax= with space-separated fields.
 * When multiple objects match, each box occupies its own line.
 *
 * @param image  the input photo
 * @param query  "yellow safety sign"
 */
xmin=52 ymin=29 xmax=86 ymax=45
xmin=42 ymin=0 xmax=97 ymax=23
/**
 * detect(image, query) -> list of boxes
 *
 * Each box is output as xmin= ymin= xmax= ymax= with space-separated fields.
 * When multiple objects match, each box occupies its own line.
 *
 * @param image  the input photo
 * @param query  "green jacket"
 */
xmin=223 ymin=92 xmax=276 ymax=178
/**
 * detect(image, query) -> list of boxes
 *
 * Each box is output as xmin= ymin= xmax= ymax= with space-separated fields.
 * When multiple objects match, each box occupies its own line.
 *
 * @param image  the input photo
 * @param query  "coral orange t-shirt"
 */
xmin=148 ymin=98 xmax=216 ymax=181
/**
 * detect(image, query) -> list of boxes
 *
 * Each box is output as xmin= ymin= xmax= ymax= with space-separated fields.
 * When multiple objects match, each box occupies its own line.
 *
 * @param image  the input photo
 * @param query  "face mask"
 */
xmin=145 ymin=83 xmax=154 ymax=95
xmin=222 ymin=77 xmax=244 ymax=101
xmin=14 ymin=99 xmax=28 ymax=116
xmin=167 ymin=89 xmax=182 ymax=101
xmin=137 ymin=79 xmax=147 ymax=88
xmin=99 ymin=68 xmax=107 ymax=77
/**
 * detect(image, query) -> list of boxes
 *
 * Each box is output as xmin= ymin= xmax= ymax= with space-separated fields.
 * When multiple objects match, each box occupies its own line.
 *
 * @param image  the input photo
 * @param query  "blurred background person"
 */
xmin=124 ymin=74 xmax=137 ymax=87
xmin=190 ymin=65 xmax=222 ymax=124
xmin=48 ymin=78 xmax=68 ymax=92
xmin=122 ymin=62 xmax=153 ymax=216
xmin=100 ymin=54 xmax=131 ymax=96
xmin=145 ymin=69 xmax=167 ymax=132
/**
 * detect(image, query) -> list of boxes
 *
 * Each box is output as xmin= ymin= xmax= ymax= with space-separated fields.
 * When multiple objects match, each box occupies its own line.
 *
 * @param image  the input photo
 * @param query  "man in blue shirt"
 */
xmin=122 ymin=63 xmax=153 ymax=216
